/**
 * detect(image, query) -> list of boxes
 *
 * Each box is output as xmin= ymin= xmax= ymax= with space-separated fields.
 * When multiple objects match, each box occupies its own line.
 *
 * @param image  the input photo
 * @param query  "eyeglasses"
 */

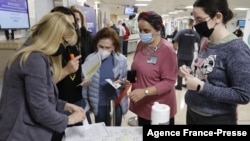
xmin=194 ymin=16 xmax=210 ymax=24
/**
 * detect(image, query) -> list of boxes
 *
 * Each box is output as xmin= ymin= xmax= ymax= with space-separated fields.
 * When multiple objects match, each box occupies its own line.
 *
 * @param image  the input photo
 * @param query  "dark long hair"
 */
xmin=193 ymin=0 xmax=233 ymax=24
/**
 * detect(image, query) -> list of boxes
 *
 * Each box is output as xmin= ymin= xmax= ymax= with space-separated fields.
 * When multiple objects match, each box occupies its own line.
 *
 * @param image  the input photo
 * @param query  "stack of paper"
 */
xmin=62 ymin=123 xmax=143 ymax=141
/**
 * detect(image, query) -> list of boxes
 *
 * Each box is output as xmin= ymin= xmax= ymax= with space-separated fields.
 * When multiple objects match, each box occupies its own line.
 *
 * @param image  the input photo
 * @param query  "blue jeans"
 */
xmin=95 ymin=105 xmax=122 ymax=126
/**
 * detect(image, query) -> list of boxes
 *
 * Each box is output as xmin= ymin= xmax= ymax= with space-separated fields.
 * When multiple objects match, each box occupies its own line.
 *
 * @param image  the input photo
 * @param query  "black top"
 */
xmin=57 ymin=27 xmax=94 ymax=103
xmin=57 ymin=46 xmax=82 ymax=103
xmin=79 ymin=27 xmax=95 ymax=62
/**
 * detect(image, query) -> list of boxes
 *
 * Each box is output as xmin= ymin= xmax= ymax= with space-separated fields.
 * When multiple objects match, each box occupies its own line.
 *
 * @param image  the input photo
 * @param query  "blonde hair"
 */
xmin=7 ymin=12 xmax=77 ymax=82
xmin=69 ymin=5 xmax=87 ymax=28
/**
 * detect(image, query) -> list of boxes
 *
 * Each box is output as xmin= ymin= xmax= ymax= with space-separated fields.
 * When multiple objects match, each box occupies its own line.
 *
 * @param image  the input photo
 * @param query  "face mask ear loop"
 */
xmin=209 ymin=17 xmax=218 ymax=29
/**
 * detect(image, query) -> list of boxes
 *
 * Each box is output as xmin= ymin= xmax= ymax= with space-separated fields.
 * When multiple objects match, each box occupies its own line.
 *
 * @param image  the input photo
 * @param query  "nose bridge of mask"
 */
xmin=98 ymin=48 xmax=111 ymax=60
xmin=140 ymin=33 xmax=154 ymax=43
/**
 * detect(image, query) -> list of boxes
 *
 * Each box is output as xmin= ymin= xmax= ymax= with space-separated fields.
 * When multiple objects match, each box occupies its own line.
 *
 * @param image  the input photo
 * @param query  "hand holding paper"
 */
xmin=82 ymin=53 xmax=102 ymax=79
xmin=105 ymin=79 xmax=121 ymax=89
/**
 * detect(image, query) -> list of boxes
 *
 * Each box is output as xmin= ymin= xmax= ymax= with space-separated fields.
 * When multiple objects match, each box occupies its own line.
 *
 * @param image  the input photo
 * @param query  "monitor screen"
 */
xmin=237 ymin=20 xmax=245 ymax=27
xmin=0 ymin=0 xmax=30 ymax=29
xmin=124 ymin=6 xmax=138 ymax=15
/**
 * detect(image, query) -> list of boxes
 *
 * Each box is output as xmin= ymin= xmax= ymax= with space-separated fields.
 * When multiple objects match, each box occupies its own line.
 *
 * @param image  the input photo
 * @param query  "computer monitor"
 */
xmin=124 ymin=6 xmax=138 ymax=15
xmin=237 ymin=20 xmax=246 ymax=28
xmin=0 ymin=0 xmax=30 ymax=30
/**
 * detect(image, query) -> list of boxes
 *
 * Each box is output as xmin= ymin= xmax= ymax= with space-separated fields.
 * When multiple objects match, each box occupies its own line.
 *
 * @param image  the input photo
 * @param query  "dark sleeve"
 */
xmin=80 ymin=28 xmax=95 ymax=62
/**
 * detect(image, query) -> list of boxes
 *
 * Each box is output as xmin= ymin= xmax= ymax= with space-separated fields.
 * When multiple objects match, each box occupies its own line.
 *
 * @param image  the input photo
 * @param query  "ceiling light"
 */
xmin=135 ymin=4 xmax=148 ymax=6
xmin=136 ymin=0 xmax=152 ymax=1
xmin=161 ymin=14 xmax=169 ymax=17
xmin=234 ymin=8 xmax=249 ymax=11
xmin=169 ymin=11 xmax=178 ymax=14
xmin=185 ymin=6 xmax=193 ymax=9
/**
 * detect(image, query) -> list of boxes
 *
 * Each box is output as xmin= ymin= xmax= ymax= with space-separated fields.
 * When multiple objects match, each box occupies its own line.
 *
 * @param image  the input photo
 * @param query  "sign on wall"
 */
xmin=78 ymin=6 xmax=96 ymax=34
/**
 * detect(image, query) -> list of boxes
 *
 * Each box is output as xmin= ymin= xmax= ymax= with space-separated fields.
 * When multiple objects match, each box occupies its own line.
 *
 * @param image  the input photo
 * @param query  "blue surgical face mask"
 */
xmin=139 ymin=33 xmax=154 ymax=44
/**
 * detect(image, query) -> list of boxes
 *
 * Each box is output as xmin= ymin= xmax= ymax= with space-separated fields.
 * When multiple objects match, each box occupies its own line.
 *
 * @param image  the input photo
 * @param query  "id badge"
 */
xmin=147 ymin=56 xmax=157 ymax=64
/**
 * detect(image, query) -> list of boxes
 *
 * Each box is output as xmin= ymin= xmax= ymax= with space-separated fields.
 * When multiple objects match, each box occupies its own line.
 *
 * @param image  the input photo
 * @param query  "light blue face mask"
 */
xmin=139 ymin=33 xmax=154 ymax=44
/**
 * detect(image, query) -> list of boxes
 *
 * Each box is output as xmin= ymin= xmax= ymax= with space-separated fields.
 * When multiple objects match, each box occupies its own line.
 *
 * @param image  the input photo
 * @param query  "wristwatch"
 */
xmin=144 ymin=89 xmax=149 ymax=96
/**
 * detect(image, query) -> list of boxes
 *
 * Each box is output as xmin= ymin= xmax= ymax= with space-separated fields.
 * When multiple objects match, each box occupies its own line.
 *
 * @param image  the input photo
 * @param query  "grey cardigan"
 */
xmin=82 ymin=52 xmax=129 ymax=115
xmin=0 ymin=52 xmax=68 ymax=141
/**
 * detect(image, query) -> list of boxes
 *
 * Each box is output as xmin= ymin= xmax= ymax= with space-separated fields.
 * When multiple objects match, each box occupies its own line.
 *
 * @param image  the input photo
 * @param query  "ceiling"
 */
xmin=86 ymin=0 xmax=250 ymax=19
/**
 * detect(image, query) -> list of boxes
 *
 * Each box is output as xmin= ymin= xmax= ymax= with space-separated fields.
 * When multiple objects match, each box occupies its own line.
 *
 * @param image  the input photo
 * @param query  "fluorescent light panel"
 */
xmin=234 ymin=8 xmax=249 ymax=11
xmin=185 ymin=6 xmax=193 ymax=9
xmin=135 ymin=3 xmax=148 ymax=6
xmin=136 ymin=0 xmax=152 ymax=1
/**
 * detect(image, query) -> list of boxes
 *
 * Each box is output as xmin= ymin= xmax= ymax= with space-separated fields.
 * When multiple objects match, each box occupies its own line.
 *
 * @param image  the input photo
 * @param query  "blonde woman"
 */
xmin=0 ymin=12 xmax=85 ymax=141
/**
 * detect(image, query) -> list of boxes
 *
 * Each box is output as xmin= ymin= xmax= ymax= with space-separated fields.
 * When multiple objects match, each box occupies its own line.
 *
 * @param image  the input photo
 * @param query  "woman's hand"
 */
xmin=59 ymin=55 xmax=82 ymax=81
xmin=64 ymin=55 xmax=82 ymax=75
xmin=64 ymin=103 xmax=84 ymax=113
xmin=184 ymin=74 xmax=204 ymax=92
xmin=68 ymin=110 xmax=85 ymax=125
xmin=179 ymin=65 xmax=192 ymax=77
xmin=64 ymin=103 xmax=86 ymax=125
xmin=129 ymin=89 xmax=145 ymax=102
xmin=79 ymin=78 xmax=92 ymax=87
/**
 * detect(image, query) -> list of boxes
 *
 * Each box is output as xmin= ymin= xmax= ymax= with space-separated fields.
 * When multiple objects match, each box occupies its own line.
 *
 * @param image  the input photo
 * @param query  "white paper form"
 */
xmin=62 ymin=125 xmax=143 ymax=141
xmin=106 ymin=126 xmax=143 ymax=141
xmin=78 ymin=53 xmax=102 ymax=86
xmin=63 ymin=122 xmax=109 ymax=141
xmin=105 ymin=79 xmax=121 ymax=89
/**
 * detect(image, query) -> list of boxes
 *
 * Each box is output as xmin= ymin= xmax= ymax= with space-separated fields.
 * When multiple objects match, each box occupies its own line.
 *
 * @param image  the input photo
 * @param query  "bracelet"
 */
xmin=196 ymin=84 xmax=201 ymax=92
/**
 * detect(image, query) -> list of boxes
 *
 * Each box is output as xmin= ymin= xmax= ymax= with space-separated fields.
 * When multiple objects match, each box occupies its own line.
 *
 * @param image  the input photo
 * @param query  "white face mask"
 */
xmin=98 ymin=48 xmax=111 ymax=60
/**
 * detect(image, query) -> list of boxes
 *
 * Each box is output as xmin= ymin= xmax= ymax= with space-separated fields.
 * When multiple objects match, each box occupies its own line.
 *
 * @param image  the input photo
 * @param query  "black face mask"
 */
xmin=194 ymin=21 xmax=214 ymax=38
xmin=52 ymin=43 xmax=65 ymax=56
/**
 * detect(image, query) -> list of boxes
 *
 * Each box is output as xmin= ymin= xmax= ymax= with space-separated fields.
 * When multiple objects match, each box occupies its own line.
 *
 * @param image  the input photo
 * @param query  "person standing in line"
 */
xmin=171 ymin=26 xmax=178 ymax=40
xmin=82 ymin=27 xmax=128 ymax=126
xmin=179 ymin=0 xmax=250 ymax=125
xmin=122 ymin=23 xmax=131 ymax=57
xmin=51 ymin=6 xmax=92 ymax=119
xmin=0 ymin=12 xmax=85 ymax=141
xmin=69 ymin=5 xmax=94 ymax=124
xmin=166 ymin=26 xmax=178 ymax=42
xmin=106 ymin=20 xmax=119 ymax=35
xmin=160 ymin=24 xmax=166 ymax=38
xmin=69 ymin=5 xmax=95 ymax=62
xmin=118 ymin=20 xmax=126 ymax=53
xmin=173 ymin=18 xmax=200 ymax=90
xmin=128 ymin=11 xmax=178 ymax=125
xmin=50 ymin=6 xmax=92 ymax=141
